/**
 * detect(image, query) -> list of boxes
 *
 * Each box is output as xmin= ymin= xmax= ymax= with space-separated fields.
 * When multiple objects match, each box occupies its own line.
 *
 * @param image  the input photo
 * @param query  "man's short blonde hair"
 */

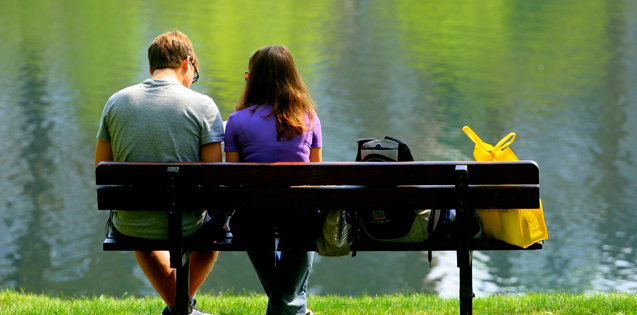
xmin=148 ymin=30 xmax=198 ymax=72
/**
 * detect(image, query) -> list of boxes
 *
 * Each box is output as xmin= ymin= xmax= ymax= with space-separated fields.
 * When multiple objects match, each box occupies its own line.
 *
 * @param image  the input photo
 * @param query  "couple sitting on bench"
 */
xmin=95 ymin=30 xmax=321 ymax=315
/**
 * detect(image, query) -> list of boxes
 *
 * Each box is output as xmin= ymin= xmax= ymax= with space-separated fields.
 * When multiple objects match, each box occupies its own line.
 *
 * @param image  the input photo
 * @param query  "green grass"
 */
xmin=1 ymin=288 xmax=637 ymax=314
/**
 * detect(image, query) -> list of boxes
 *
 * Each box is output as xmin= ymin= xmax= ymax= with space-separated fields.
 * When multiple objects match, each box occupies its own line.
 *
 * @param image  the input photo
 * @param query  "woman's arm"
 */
xmin=225 ymin=151 xmax=240 ymax=162
xmin=309 ymin=148 xmax=322 ymax=162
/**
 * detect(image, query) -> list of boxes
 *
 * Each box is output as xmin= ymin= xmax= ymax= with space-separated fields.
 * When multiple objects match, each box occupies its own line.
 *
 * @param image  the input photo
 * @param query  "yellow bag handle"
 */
xmin=462 ymin=126 xmax=489 ymax=152
xmin=462 ymin=126 xmax=516 ymax=153
xmin=493 ymin=132 xmax=516 ymax=152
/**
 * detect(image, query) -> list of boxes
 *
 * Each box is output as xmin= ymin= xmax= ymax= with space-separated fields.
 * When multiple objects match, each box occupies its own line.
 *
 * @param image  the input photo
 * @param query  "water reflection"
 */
xmin=0 ymin=41 xmax=144 ymax=296
xmin=593 ymin=0 xmax=637 ymax=291
xmin=11 ymin=45 xmax=54 ymax=293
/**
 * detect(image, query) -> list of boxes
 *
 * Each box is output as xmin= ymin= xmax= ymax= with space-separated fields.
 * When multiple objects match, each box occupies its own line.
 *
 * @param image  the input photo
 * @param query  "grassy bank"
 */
xmin=1 ymin=288 xmax=636 ymax=314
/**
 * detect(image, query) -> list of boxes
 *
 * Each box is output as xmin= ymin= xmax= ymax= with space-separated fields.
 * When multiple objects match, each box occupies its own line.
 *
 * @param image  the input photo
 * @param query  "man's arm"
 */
xmin=95 ymin=139 xmax=114 ymax=168
xmin=201 ymin=142 xmax=222 ymax=162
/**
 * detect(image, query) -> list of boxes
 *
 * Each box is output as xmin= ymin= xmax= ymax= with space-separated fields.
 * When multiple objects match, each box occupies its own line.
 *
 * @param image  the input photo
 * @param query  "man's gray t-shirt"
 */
xmin=97 ymin=79 xmax=224 ymax=239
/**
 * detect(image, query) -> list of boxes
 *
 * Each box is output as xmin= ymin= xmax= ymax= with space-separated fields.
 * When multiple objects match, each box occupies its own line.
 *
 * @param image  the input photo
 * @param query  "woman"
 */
xmin=224 ymin=45 xmax=321 ymax=315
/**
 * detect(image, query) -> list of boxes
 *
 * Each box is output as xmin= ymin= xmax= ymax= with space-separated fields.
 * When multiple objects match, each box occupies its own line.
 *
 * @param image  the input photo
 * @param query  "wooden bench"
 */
xmin=96 ymin=161 xmax=542 ymax=315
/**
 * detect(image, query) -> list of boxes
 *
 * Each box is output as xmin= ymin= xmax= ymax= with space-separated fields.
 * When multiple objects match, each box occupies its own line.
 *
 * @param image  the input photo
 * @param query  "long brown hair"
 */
xmin=236 ymin=45 xmax=316 ymax=141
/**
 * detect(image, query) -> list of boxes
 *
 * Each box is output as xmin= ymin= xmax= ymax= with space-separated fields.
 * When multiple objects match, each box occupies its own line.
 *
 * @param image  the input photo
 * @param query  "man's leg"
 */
xmin=189 ymin=250 xmax=219 ymax=295
xmin=135 ymin=250 xmax=218 ymax=307
xmin=135 ymin=251 xmax=177 ymax=306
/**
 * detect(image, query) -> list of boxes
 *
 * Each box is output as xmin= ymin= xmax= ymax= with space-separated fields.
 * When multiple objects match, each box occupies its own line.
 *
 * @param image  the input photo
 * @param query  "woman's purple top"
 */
xmin=224 ymin=104 xmax=322 ymax=162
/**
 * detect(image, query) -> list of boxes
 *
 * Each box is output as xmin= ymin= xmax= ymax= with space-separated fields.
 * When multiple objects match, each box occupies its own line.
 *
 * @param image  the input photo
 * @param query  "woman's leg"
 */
xmin=267 ymin=211 xmax=319 ymax=315
xmin=239 ymin=211 xmax=318 ymax=315
xmin=233 ymin=210 xmax=279 ymax=308
xmin=268 ymin=250 xmax=313 ymax=315
xmin=247 ymin=250 xmax=278 ymax=298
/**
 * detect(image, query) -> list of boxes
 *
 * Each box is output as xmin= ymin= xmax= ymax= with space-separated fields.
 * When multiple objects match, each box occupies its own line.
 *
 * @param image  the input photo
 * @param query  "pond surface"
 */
xmin=1 ymin=0 xmax=636 ymax=297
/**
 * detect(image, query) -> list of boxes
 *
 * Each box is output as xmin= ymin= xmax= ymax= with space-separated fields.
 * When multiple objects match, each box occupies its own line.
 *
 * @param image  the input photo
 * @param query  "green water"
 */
xmin=0 ymin=0 xmax=636 ymax=297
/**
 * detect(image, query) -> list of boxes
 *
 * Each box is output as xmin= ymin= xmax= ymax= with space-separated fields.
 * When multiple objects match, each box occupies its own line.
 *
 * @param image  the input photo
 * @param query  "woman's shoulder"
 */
xmin=234 ymin=104 xmax=273 ymax=116
xmin=229 ymin=105 xmax=252 ymax=117
xmin=306 ymin=110 xmax=321 ymax=126
xmin=228 ymin=104 xmax=262 ymax=121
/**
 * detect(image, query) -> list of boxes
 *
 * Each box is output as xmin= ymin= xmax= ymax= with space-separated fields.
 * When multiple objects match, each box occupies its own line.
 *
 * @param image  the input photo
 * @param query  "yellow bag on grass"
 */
xmin=462 ymin=126 xmax=548 ymax=248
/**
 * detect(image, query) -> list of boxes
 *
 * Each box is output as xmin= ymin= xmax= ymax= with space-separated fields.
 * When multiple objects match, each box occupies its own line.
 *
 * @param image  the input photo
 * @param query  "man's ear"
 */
xmin=149 ymin=67 xmax=154 ymax=75
xmin=182 ymin=57 xmax=190 ymax=73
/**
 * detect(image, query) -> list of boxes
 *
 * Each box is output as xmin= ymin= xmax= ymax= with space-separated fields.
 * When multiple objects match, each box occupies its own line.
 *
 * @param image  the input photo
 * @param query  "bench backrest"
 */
xmin=96 ymin=161 xmax=540 ymax=211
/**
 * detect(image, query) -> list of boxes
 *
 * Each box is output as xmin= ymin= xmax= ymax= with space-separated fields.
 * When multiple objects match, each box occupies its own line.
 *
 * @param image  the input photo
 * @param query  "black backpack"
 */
xmin=352 ymin=136 xmax=446 ymax=243
xmin=356 ymin=136 xmax=415 ymax=163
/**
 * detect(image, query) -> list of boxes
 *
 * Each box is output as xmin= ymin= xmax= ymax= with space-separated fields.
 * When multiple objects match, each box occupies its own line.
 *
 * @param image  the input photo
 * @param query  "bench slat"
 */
xmin=97 ymin=185 xmax=540 ymax=211
xmin=103 ymin=236 xmax=543 ymax=252
xmin=96 ymin=161 xmax=539 ymax=186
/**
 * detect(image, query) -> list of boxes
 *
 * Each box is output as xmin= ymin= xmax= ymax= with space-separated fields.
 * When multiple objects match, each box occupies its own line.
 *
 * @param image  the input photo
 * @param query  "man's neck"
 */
xmin=151 ymin=68 xmax=183 ymax=85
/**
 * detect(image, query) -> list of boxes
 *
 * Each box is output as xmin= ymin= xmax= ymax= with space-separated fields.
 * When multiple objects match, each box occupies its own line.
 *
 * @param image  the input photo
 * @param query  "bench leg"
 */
xmin=458 ymin=250 xmax=473 ymax=315
xmin=174 ymin=254 xmax=191 ymax=315
xmin=455 ymin=165 xmax=474 ymax=315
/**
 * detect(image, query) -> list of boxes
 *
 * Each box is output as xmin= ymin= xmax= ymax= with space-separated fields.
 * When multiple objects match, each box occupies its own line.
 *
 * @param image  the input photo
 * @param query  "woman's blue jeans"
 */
xmin=248 ymin=250 xmax=313 ymax=315
xmin=231 ymin=210 xmax=320 ymax=315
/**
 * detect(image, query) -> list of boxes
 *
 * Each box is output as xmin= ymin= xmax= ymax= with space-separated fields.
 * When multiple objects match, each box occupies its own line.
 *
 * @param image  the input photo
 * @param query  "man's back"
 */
xmin=97 ymin=78 xmax=224 ymax=239
xmin=98 ymin=79 xmax=224 ymax=162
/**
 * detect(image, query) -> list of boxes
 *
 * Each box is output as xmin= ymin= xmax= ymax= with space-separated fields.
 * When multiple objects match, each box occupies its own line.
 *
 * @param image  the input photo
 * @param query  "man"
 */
xmin=95 ymin=30 xmax=223 ymax=315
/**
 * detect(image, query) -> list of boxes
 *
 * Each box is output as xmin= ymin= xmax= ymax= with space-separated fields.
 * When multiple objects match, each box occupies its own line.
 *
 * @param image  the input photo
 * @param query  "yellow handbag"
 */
xmin=462 ymin=126 xmax=548 ymax=248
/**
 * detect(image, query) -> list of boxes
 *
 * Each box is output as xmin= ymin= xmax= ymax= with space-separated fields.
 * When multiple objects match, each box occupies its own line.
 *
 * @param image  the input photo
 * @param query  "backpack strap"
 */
xmin=426 ymin=209 xmax=444 ymax=267
xmin=427 ymin=209 xmax=443 ymax=237
xmin=384 ymin=136 xmax=414 ymax=161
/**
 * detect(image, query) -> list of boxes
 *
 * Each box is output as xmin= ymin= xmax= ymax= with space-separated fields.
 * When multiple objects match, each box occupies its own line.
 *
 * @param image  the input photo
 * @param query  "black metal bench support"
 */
xmin=455 ymin=165 xmax=473 ymax=315
xmin=167 ymin=167 xmax=190 ymax=315
xmin=175 ymin=255 xmax=191 ymax=315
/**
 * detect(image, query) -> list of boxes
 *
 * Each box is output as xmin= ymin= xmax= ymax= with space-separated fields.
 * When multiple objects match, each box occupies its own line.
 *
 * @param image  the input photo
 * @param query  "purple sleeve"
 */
xmin=224 ymin=114 xmax=238 ymax=152
xmin=311 ymin=114 xmax=322 ymax=148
